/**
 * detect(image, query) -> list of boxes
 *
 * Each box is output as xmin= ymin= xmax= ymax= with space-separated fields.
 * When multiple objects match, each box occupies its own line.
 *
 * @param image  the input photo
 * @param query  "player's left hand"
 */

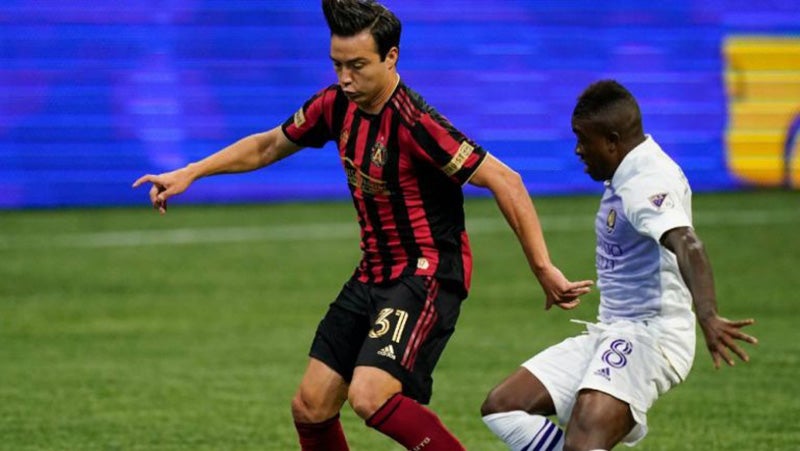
xmin=698 ymin=315 xmax=758 ymax=369
xmin=536 ymin=265 xmax=593 ymax=310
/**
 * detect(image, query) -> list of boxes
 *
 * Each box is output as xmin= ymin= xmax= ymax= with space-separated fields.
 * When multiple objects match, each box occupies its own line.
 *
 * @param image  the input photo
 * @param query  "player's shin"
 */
xmin=483 ymin=411 xmax=564 ymax=451
xmin=367 ymin=393 xmax=466 ymax=451
xmin=294 ymin=413 xmax=349 ymax=451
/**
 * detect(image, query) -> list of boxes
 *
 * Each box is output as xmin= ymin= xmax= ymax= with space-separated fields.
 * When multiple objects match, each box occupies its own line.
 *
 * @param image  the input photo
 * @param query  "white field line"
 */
xmin=0 ymin=209 xmax=798 ymax=249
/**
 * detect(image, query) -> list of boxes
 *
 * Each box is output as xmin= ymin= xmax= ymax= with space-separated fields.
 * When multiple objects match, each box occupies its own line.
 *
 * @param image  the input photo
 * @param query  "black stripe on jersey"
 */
xmin=330 ymin=89 xmax=349 ymax=138
xmin=359 ymin=113 xmax=394 ymax=282
xmin=303 ymin=93 xmax=334 ymax=147
xmin=409 ymin=121 xmax=451 ymax=167
xmin=344 ymin=113 xmax=362 ymax=164
xmin=345 ymin=114 xmax=368 ymax=262
xmin=385 ymin=108 xmax=421 ymax=276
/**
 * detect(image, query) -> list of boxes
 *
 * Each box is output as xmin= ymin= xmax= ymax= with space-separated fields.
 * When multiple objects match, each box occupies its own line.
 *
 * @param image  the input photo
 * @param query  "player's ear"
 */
xmin=385 ymin=46 xmax=399 ymax=69
xmin=607 ymin=131 xmax=621 ymax=153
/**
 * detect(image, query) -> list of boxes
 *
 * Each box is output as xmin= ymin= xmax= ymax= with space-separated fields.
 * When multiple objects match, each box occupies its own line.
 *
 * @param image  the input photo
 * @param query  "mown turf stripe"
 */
xmin=1 ymin=209 xmax=798 ymax=249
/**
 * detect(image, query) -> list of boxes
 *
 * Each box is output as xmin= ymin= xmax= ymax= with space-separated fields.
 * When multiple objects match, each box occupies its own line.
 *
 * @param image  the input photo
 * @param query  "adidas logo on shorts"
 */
xmin=594 ymin=367 xmax=611 ymax=381
xmin=377 ymin=345 xmax=396 ymax=360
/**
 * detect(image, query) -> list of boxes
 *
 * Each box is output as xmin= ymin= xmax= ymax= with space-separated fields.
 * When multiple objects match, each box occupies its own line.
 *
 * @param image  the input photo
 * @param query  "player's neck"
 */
xmin=360 ymin=73 xmax=400 ymax=115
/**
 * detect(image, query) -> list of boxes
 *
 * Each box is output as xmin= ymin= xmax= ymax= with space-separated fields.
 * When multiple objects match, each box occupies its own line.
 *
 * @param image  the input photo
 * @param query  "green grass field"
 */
xmin=1 ymin=190 xmax=798 ymax=450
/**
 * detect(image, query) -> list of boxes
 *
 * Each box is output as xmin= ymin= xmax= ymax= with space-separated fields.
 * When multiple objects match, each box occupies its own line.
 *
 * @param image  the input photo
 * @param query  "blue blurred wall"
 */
xmin=1 ymin=1 xmax=798 ymax=208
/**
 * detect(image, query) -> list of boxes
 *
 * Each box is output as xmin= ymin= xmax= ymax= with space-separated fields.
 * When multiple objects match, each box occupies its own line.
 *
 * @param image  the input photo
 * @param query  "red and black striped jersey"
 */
xmin=281 ymin=80 xmax=487 ymax=298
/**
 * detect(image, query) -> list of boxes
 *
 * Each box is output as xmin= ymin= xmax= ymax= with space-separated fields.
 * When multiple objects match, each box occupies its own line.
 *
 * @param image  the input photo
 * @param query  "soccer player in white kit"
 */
xmin=480 ymin=80 xmax=758 ymax=451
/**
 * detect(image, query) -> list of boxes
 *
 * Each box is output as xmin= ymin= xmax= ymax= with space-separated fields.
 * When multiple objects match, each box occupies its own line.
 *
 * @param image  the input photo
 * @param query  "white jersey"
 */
xmin=595 ymin=135 xmax=696 ymax=376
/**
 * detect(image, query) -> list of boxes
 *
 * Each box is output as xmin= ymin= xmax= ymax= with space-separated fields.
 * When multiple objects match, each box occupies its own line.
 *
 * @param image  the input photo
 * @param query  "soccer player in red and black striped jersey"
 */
xmin=133 ymin=1 xmax=592 ymax=449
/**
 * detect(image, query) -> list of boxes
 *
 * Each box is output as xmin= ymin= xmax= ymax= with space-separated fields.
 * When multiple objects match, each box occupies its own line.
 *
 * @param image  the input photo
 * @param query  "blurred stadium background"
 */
xmin=1 ymin=1 xmax=799 ymax=450
xmin=1 ymin=0 xmax=799 ymax=207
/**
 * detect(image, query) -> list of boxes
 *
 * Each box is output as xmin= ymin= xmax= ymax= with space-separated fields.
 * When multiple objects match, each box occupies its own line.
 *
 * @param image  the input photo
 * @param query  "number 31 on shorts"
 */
xmin=369 ymin=308 xmax=409 ymax=343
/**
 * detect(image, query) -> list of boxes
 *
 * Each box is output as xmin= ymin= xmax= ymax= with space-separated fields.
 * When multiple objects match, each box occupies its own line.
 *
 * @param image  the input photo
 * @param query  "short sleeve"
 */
xmin=404 ymin=110 xmax=487 ymax=185
xmin=281 ymin=85 xmax=338 ymax=148
xmin=621 ymin=173 xmax=692 ymax=242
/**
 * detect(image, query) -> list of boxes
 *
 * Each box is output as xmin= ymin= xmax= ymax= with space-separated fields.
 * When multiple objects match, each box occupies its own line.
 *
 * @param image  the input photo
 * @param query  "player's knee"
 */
xmin=290 ymin=391 xmax=314 ymax=422
xmin=563 ymin=419 xmax=603 ymax=451
xmin=346 ymin=383 xmax=389 ymax=420
xmin=291 ymin=390 xmax=331 ymax=423
xmin=348 ymin=367 xmax=403 ymax=420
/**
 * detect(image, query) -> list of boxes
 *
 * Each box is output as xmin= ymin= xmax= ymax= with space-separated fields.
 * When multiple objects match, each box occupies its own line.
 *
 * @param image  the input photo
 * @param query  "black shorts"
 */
xmin=309 ymin=275 xmax=462 ymax=404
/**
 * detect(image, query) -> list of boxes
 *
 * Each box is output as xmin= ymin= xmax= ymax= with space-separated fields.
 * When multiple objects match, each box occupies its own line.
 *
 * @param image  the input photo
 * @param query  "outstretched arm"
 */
xmin=132 ymin=126 xmax=302 ymax=213
xmin=661 ymin=226 xmax=758 ymax=368
xmin=469 ymin=155 xmax=593 ymax=309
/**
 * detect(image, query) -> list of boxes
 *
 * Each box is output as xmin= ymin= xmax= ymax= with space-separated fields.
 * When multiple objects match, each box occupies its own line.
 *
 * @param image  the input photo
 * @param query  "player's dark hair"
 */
xmin=322 ymin=0 xmax=401 ymax=61
xmin=573 ymin=80 xmax=643 ymax=139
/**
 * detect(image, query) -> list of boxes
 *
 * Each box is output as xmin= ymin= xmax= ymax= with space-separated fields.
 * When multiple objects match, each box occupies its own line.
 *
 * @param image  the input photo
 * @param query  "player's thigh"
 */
xmin=308 ymin=280 xmax=372 ymax=384
xmin=481 ymin=366 xmax=556 ymax=416
xmin=357 ymin=276 xmax=461 ymax=405
xmin=521 ymin=333 xmax=596 ymax=424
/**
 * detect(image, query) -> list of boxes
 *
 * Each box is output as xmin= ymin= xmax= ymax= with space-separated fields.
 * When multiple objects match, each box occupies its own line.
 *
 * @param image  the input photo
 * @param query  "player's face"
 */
xmin=330 ymin=30 xmax=398 ymax=111
xmin=572 ymin=119 xmax=616 ymax=181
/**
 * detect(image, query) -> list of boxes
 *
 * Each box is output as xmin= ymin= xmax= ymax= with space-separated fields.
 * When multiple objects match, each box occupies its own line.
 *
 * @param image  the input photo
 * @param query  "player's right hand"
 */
xmin=132 ymin=167 xmax=194 ymax=214
xmin=536 ymin=265 xmax=594 ymax=310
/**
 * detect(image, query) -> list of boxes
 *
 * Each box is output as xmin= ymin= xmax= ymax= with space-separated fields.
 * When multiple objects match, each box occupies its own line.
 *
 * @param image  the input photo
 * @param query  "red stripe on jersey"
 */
xmin=401 ymin=91 xmax=421 ymax=121
xmin=401 ymin=278 xmax=440 ymax=370
xmin=339 ymin=102 xmax=359 ymax=150
xmin=392 ymin=90 xmax=419 ymax=125
xmin=460 ymin=230 xmax=473 ymax=292
xmin=418 ymin=114 xmax=463 ymax=166
xmin=390 ymin=97 xmax=411 ymax=125
xmin=406 ymin=198 xmax=439 ymax=279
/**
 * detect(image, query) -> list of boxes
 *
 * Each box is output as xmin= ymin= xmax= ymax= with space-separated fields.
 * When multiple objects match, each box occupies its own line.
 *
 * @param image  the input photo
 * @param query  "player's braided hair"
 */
xmin=322 ymin=0 xmax=401 ymax=61
xmin=573 ymin=80 xmax=643 ymax=138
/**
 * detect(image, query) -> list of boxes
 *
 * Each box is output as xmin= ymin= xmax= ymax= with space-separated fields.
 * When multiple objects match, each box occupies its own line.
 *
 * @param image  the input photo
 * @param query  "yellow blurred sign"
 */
xmin=724 ymin=36 xmax=800 ymax=188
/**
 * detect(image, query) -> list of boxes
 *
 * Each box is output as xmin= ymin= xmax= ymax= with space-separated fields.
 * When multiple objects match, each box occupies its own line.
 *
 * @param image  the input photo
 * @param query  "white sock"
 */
xmin=483 ymin=411 xmax=564 ymax=451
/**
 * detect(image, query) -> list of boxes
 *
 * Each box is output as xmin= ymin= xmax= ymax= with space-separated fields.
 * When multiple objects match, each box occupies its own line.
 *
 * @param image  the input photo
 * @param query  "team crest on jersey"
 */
xmin=293 ymin=108 xmax=306 ymax=128
xmin=339 ymin=129 xmax=349 ymax=148
xmin=649 ymin=193 xmax=668 ymax=208
xmin=606 ymin=209 xmax=617 ymax=233
xmin=371 ymin=141 xmax=387 ymax=168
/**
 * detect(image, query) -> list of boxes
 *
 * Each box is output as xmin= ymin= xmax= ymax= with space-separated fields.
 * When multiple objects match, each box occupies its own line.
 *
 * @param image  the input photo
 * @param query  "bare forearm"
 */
xmin=185 ymin=132 xmax=275 ymax=181
xmin=491 ymin=171 xmax=552 ymax=274
xmin=668 ymin=229 xmax=718 ymax=319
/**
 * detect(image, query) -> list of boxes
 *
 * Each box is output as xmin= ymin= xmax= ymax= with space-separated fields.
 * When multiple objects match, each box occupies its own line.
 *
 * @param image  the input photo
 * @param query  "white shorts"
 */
xmin=522 ymin=320 xmax=687 ymax=446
